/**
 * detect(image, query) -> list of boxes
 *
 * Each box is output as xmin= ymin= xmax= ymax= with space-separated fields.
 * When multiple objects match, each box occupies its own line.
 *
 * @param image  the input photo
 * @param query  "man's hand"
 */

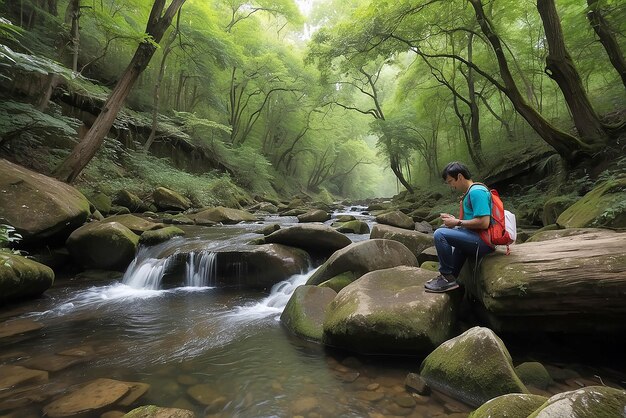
xmin=440 ymin=213 xmax=459 ymax=228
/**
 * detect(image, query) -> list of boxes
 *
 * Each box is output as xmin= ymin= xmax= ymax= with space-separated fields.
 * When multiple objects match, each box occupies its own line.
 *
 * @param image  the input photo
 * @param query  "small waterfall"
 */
xmin=185 ymin=252 xmax=217 ymax=287
xmin=122 ymin=255 xmax=171 ymax=290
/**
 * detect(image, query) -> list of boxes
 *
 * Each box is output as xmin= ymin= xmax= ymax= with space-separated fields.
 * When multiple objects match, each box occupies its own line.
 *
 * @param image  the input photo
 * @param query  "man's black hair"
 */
xmin=441 ymin=161 xmax=472 ymax=181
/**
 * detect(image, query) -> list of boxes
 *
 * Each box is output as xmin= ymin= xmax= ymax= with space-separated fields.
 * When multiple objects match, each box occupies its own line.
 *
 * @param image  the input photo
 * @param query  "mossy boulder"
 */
xmin=419 ymin=326 xmax=529 ymax=407
xmin=113 ymin=190 xmax=147 ymax=212
xmin=420 ymin=261 xmax=438 ymax=272
xmin=319 ymin=272 xmax=356 ymax=293
xmin=528 ymin=386 xmax=626 ymax=417
xmin=335 ymin=215 xmax=356 ymax=223
xmin=257 ymin=202 xmax=278 ymax=214
xmin=465 ymin=230 xmax=626 ymax=333
xmin=139 ymin=226 xmax=185 ymax=246
xmin=102 ymin=214 xmax=164 ymax=235
xmin=557 ymin=178 xmax=626 ymax=229
xmin=525 ymin=227 xmax=605 ymax=243
xmin=334 ymin=220 xmax=370 ymax=234
xmin=469 ymin=393 xmax=548 ymax=418
xmin=254 ymin=224 xmax=280 ymax=235
xmin=66 ymin=221 xmax=139 ymax=271
xmin=306 ymin=239 xmax=417 ymax=286
xmin=323 ymin=266 xmax=456 ymax=355
xmin=123 ymin=405 xmax=196 ymax=418
xmin=515 ymin=362 xmax=553 ymax=390
xmin=542 ymin=196 xmax=577 ymax=226
xmin=375 ymin=210 xmax=415 ymax=230
xmin=152 ymin=187 xmax=192 ymax=211
xmin=0 ymin=159 xmax=90 ymax=245
xmin=0 ymin=252 xmax=54 ymax=302
xmin=416 ymin=246 xmax=439 ymax=265
xmin=370 ymin=224 xmax=434 ymax=259
xmin=281 ymin=285 xmax=337 ymax=341
xmin=264 ymin=224 xmax=351 ymax=256
xmin=192 ymin=206 xmax=256 ymax=224
xmin=89 ymin=192 xmax=112 ymax=215
xmin=297 ymin=209 xmax=331 ymax=223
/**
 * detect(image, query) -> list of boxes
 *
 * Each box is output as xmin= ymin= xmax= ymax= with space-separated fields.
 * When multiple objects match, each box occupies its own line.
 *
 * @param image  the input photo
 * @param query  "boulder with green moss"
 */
xmin=525 ymin=227 xmax=606 ymax=243
xmin=306 ymin=239 xmax=417 ymax=286
xmin=264 ymin=224 xmax=351 ymax=256
xmin=463 ymin=230 xmax=626 ymax=333
xmin=89 ymin=192 xmax=112 ymax=215
xmin=297 ymin=209 xmax=331 ymax=223
xmin=113 ymin=190 xmax=147 ymax=212
xmin=192 ymin=206 xmax=256 ymax=224
xmin=123 ymin=405 xmax=196 ymax=418
xmin=0 ymin=252 xmax=54 ymax=302
xmin=515 ymin=362 xmax=553 ymax=390
xmin=102 ymin=214 xmax=164 ymax=234
xmin=0 ymin=159 xmax=90 ymax=244
xmin=557 ymin=177 xmax=626 ymax=229
xmin=334 ymin=220 xmax=370 ymax=234
xmin=139 ymin=226 xmax=185 ymax=245
xmin=281 ymin=285 xmax=337 ymax=342
xmin=319 ymin=272 xmax=356 ymax=292
xmin=469 ymin=393 xmax=548 ymax=418
xmin=528 ymin=386 xmax=626 ymax=417
xmin=370 ymin=224 xmax=433 ymax=259
xmin=323 ymin=266 xmax=456 ymax=355
xmin=419 ymin=326 xmax=529 ymax=407
xmin=66 ymin=221 xmax=139 ymax=271
xmin=375 ymin=210 xmax=415 ymax=230
xmin=542 ymin=196 xmax=577 ymax=226
xmin=152 ymin=187 xmax=192 ymax=211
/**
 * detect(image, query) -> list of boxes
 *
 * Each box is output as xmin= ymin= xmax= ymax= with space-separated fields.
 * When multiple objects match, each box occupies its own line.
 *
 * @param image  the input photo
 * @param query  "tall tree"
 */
xmin=54 ymin=0 xmax=186 ymax=183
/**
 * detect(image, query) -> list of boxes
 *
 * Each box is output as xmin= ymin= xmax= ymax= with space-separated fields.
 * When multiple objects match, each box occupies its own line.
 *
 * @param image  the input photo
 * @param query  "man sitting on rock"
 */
xmin=425 ymin=161 xmax=494 ymax=293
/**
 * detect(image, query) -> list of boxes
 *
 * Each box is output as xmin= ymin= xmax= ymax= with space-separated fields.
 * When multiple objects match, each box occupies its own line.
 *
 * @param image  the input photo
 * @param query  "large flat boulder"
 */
xmin=323 ymin=266 xmax=456 ymax=355
xmin=463 ymin=229 xmax=626 ymax=333
xmin=264 ymin=224 xmax=351 ymax=256
xmin=192 ymin=206 xmax=256 ymax=224
xmin=0 ymin=159 xmax=90 ymax=244
xmin=557 ymin=178 xmax=626 ymax=229
xmin=0 ymin=252 xmax=54 ymax=302
xmin=370 ymin=224 xmax=433 ymax=259
xmin=306 ymin=239 xmax=417 ymax=286
xmin=375 ymin=210 xmax=415 ymax=230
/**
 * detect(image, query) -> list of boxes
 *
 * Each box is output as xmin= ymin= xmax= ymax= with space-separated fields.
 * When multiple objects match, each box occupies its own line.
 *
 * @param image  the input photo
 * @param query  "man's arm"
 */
xmin=441 ymin=214 xmax=490 ymax=229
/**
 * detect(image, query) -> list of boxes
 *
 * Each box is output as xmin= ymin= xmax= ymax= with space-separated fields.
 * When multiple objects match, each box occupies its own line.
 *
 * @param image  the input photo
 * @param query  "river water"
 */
xmin=1 ymin=210 xmax=623 ymax=417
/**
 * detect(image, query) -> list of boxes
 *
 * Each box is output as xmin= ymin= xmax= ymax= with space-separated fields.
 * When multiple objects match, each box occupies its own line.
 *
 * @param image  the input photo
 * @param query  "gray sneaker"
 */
xmin=424 ymin=274 xmax=460 ymax=293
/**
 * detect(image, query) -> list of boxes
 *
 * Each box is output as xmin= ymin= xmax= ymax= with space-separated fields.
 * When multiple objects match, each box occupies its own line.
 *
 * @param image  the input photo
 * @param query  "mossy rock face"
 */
xmin=102 ymin=214 xmax=164 ymax=235
xmin=306 ymin=239 xmax=417 ymax=286
xmin=152 ymin=187 xmax=192 ymax=212
xmin=123 ymin=405 xmax=195 ymax=418
xmin=419 ymin=326 xmax=529 ymax=407
xmin=525 ymin=227 xmax=605 ymax=243
xmin=335 ymin=215 xmax=356 ymax=223
xmin=323 ymin=266 xmax=456 ymax=355
xmin=469 ymin=393 xmax=548 ymax=418
xmin=557 ymin=178 xmax=626 ymax=229
xmin=257 ymin=202 xmax=278 ymax=214
xmin=264 ymin=224 xmax=351 ymax=257
xmin=0 ymin=159 xmax=90 ymax=245
xmin=0 ymin=252 xmax=54 ymax=302
xmin=515 ymin=362 xmax=553 ymax=390
xmin=192 ymin=206 xmax=256 ymax=224
xmin=334 ymin=220 xmax=370 ymax=234
xmin=66 ymin=221 xmax=139 ymax=271
xmin=542 ymin=196 xmax=577 ymax=226
xmin=139 ymin=226 xmax=185 ymax=246
xmin=90 ymin=192 xmax=112 ymax=215
xmin=113 ymin=190 xmax=147 ymax=213
xmin=416 ymin=246 xmax=439 ymax=266
xmin=280 ymin=285 xmax=337 ymax=341
xmin=297 ymin=209 xmax=331 ymax=223
xmin=375 ymin=210 xmax=415 ymax=230
xmin=420 ymin=261 xmax=438 ymax=272
xmin=319 ymin=272 xmax=356 ymax=292
xmin=370 ymin=224 xmax=434 ymax=259
xmin=528 ymin=386 xmax=626 ymax=418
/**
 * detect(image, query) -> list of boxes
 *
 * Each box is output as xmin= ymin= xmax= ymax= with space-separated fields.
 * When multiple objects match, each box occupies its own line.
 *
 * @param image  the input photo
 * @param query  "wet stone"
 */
xmin=19 ymin=353 xmax=88 ymax=372
xmin=355 ymin=391 xmax=385 ymax=402
xmin=405 ymin=373 xmax=430 ymax=395
xmin=393 ymin=394 xmax=417 ymax=408
xmin=176 ymin=375 xmax=199 ymax=386
xmin=334 ymin=370 xmax=360 ymax=383
xmin=43 ymin=378 xmax=130 ymax=417
xmin=57 ymin=345 xmax=96 ymax=357
xmin=290 ymin=396 xmax=319 ymax=415
xmin=341 ymin=356 xmax=363 ymax=369
xmin=367 ymin=383 xmax=380 ymax=391
xmin=100 ymin=411 xmax=125 ymax=418
xmin=385 ymin=403 xmax=414 ymax=416
xmin=0 ymin=319 xmax=43 ymax=339
xmin=204 ymin=396 xmax=228 ymax=414
xmin=117 ymin=381 xmax=150 ymax=406
xmin=186 ymin=383 xmax=223 ymax=406
xmin=123 ymin=405 xmax=196 ymax=418
xmin=0 ymin=365 xmax=48 ymax=390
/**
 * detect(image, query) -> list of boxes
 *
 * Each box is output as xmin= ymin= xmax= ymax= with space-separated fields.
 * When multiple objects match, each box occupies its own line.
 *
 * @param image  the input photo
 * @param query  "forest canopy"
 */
xmin=0 ymin=0 xmax=624 ymax=201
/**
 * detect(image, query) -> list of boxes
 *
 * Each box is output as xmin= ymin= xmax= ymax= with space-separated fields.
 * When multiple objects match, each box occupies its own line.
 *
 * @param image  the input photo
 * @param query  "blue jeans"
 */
xmin=433 ymin=227 xmax=494 ymax=277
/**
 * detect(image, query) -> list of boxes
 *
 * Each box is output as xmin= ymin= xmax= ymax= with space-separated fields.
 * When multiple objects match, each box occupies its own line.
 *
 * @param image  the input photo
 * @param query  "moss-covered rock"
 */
xmin=323 ymin=266 xmax=456 ymax=355
xmin=192 ymin=206 xmax=256 ymax=224
xmin=102 ymin=214 xmax=164 ymax=234
xmin=525 ymin=227 xmax=605 ymax=243
xmin=123 ymin=405 xmax=195 ymax=418
xmin=542 ymin=196 xmax=577 ymax=226
xmin=66 ymin=221 xmax=139 ymax=271
xmin=297 ymin=209 xmax=331 ymax=223
xmin=528 ymin=386 xmax=626 ymax=417
xmin=416 ymin=246 xmax=439 ymax=265
xmin=264 ymin=224 xmax=351 ymax=256
xmin=281 ymin=285 xmax=337 ymax=342
xmin=419 ymin=326 xmax=529 ymax=407
xmin=420 ymin=261 xmax=438 ymax=272
xmin=306 ymin=239 xmax=417 ymax=286
xmin=318 ymin=272 xmax=356 ymax=292
xmin=557 ymin=178 xmax=626 ymax=229
xmin=375 ymin=210 xmax=415 ymax=230
xmin=89 ymin=192 xmax=112 ymax=215
xmin=152 ymin=187 xmax=192 ymax=211
xmin=515 ymin=362 xmax=553 ymax=390
xmin=0 ymin=252 xmax=54 ymax=302
xmin=253 ymin=224 xmax=280 ymax=236
xmin=334 ymin=220 xmax=370 ymax=234
xmin=0 ymin=159 xmax=90 ymax=245
xmin=139 ymin=226 xmax=185 ymax=246
xmin=469 ymin=393 xmax=548 ymax=418
xmin=370 ymin=224 xmax=434 ymax=259
xmin=335 ymin=215 xmax=356 ymax=223
xmin=113 ymin=190 xmax=147 ymax=213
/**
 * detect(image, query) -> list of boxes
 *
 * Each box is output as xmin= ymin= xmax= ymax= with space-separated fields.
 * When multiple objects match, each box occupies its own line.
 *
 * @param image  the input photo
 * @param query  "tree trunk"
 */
xmin=469 ymin=0 xmax=591 ymax=163
xmin=65 ymin=0 xmax=80 ymax=72
xmin=586 ymin=0 xmax=626 ymax=90
xmin=537 ymin=0 xmax=607 ymax=148
xmin=54 ymin=0 xmax=186 ymax=183
xmin=466 ymin=33 xmax=484 ymax=167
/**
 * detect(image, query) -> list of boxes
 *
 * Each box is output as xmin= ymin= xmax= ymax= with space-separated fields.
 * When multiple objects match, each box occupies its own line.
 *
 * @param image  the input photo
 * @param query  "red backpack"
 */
xmin=459 ymin=183 xmax=516 ymax=254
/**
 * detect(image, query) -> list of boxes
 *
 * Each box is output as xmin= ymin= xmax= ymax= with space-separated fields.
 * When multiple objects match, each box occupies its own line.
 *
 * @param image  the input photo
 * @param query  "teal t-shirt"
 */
xmin=462 ymin=184 xmax=491 ymax=220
